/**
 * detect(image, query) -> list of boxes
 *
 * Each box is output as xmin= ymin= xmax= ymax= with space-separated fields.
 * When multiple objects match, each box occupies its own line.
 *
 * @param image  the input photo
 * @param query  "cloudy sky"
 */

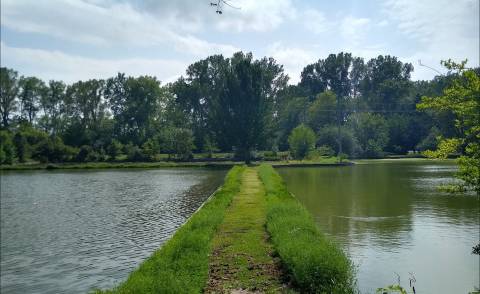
xmin=1 ymin=0 xmax=478 ymax=84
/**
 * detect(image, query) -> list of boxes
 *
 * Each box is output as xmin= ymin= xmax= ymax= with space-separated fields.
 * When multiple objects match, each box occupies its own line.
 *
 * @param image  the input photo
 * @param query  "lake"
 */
xmin=277 ymin=159 xmax=479 ymax=294
xmin=0 ymin=168 xmax=226 ymax=293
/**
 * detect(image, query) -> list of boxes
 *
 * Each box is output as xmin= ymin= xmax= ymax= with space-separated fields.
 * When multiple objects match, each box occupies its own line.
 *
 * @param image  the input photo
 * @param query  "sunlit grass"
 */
xmin=95 ymin=165 xmax=245 ymax=293
xmin=258 ymin=164 xmax=356 ymax=293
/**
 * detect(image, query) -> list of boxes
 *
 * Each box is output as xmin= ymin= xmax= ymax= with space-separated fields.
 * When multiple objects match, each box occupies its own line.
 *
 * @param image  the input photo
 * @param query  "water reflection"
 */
xmin=278 ymin=160 xmax=479 ymax=294
xmin=0 ymin=168 xmax=226 ymax=293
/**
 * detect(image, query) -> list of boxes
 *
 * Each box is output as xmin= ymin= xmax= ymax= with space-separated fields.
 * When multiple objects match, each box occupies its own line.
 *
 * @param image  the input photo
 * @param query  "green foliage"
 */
xmin=416 ymin=127 xmax=441 ymax=151
xmin=0 ymin=130 xmax=15 ymax=164
xmin=306 ymin=91 xmax=337 ymax=131
xmin=316 ymin=145 xmax=335 ymax=157
xmin=141 ymin=138 xmax=159 ymax=161
xmin=288 ymin=124 xmax=316 ymax=160
xmin=349 ymin=113 xmax=389 ymax=158
xmin=258 ymin=164 xmax=356 ymax=293
xmin=99 ymin=166 xmax=244 ymax=293
xmin=172 ymin=128 xmax=195 ymax=161
xmin=0 ymin=67 xmax=19 ymax=127
xmin=418 ymin=60 xmax=480 ymax=193
xmin=106 ymin=139 xmax=123 ymax=160
xmin=316 ymin=125 xmax=357 ymax=156
xmin=76 ymin=145 xmax=100 ymax=163
xmin=13 ymin=132 xmax=28 ymax=162
xmin=159 ymin=128 xmax=195 ymax=160
xmin=34 ymin=136 xmax=77 ymax=163
xmin=18 ymin=76 xmax=45 ymax=123
xmin=376 ymin=284 xmax=407 ymax=294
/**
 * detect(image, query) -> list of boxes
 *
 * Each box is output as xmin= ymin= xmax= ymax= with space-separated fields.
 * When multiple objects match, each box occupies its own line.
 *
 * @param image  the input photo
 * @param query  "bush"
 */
xmin=258 ymin=164 xmax=355 ymax=293
xmin=127 ymin=145 xmax=146 ymax=162
xmin=288 ymin=124 xmax=316 ymax=160
xmin=317 ymin=125 xmax=358 ymax=157
xmin=13 ymin=132 xmax=28 ymax=162
xmin=0 ymin=131 xmax=15 ymax=164
xmin=106 ymin=139 xmax=123 ymax=160
xmin=348 ymin=113 xmax=389 ymax=158
xmin=76 ymin=145 xmax=100 ymax=162
xmin=34 ymin=136 xmax=77 ymax=163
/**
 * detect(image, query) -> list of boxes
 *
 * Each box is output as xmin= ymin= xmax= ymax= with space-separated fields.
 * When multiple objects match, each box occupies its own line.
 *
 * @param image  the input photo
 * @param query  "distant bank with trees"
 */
xmin=1 ymin=52 xmax=477 ymax=167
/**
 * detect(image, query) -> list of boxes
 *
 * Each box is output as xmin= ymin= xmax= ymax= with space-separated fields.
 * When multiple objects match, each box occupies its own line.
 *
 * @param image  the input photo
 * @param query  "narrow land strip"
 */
xmin=205 ymin=167 xmax=287 ymax=293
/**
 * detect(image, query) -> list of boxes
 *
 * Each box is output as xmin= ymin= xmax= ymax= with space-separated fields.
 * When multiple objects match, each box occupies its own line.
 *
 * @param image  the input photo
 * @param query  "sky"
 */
xmin=1 ymin=0 xmax=479 ymax=85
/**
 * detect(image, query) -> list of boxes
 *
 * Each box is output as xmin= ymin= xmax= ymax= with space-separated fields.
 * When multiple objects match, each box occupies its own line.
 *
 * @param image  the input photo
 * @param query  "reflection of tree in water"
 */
xmin=279 ymin=161 xmax=479 ymax=251
xmin=279 ymin=164 xmax=414 ymax=249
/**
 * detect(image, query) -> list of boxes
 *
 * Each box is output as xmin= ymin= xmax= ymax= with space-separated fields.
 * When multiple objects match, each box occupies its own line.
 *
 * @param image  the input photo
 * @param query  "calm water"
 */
xmin=0 ymin=168 xmax=226 ymax=293
xmin=278 ymin=160 xmax=479 ymax=294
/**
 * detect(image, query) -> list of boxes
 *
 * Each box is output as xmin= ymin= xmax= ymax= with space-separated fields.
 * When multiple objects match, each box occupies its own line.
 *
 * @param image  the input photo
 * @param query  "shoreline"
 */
xmin=0 ymin=158 xmax=353 ymax=171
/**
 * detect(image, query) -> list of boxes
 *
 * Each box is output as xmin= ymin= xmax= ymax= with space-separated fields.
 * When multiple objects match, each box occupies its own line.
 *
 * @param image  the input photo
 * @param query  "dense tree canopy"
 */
xmin=0 ymin=52 xmax=475 ymax=165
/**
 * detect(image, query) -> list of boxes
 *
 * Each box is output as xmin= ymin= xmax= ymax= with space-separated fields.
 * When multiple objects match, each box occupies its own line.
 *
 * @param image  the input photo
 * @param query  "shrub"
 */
xmin=106 ymin=139 xmax=123 ymax=160
xmin=126 ymin=145 xmax=146 ymax=162
xmin=288 ymin=124 xmax=316 ymax=160
xmin=317 ymin=125 xmax=357 ymax=156
xmin=76 ymin=145 xmax=100 ymax=162
xmin=34 ymin=136 xmax=77 ymax=163
xmin=0 ymin=131 xmax=15 ymax=164
xmin=348 ymin=113 xmax=389 ymax=158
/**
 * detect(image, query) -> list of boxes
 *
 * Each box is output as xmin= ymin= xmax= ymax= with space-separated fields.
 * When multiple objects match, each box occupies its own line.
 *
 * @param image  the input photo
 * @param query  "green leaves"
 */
xmin=288 ymin=124 xmax=316 ymax=160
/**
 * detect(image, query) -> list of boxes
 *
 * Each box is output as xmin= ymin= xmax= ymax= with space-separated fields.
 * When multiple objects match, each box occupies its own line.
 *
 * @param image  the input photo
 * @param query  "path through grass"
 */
xmin=205 ymin=167 xmax=287 ymax=293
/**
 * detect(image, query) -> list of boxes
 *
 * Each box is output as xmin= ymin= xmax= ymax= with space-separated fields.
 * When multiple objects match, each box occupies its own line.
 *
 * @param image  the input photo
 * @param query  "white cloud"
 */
xmin=213 ymin=0 xmax=297 ymax=32
xmin=0 ymin=0 xmax=240 ymax=56
xmin=303 ymin=9 xmax=331 ymax=34
xmin=340 ymin=16 xmax=371 ymax=45
xmin=377 ymin=20 xmax=389 ymax=27
xmin=384 ymin=0 xmax=479 ymax=79
xmin=266 ymin=42 xmax=317 ymax=84
xmin=0 ymin=42 xmax=189 ymax=84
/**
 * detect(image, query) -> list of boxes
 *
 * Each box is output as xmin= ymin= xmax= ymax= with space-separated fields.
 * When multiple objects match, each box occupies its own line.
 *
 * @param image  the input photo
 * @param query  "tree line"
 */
xmin=0 ymin=51 xmax=472 ymax=164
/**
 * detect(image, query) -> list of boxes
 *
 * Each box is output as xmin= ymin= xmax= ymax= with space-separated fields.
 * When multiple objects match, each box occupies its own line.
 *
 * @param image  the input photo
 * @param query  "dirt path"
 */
xmin=205 ymin=167 xmax=287 ymax=293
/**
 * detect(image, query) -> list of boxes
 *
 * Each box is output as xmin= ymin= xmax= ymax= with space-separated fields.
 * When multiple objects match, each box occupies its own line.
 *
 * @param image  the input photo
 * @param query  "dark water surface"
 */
xmin=277 ymin=159 xmax=479 ymax=294
xmin=0 ymin=168 xmax=226 ymax=293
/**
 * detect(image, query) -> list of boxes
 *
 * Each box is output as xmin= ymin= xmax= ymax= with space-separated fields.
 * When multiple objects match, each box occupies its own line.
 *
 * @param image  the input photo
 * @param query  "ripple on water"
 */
xmin=0 ymin=168 xmax=226 ymax=294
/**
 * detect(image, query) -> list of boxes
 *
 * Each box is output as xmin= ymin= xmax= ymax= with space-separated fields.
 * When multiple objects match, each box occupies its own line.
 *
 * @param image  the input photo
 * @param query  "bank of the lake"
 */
xmin=101 ymin=165 xmax=354 ymax=293
xmin=277 ymin=159 xmax=479 ymax=294
xmin=0 ymin=156 xmax=348 ymax=171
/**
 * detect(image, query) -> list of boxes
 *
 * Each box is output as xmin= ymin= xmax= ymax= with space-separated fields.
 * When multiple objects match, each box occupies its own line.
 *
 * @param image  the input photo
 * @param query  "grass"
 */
xmin=205 ymin=167 xmax=286 ymax=293
xmin=0 ymin=161 xmax=236 ymax=170
xmin=0 ymin=156 xmax=349 ymax=171
xmin=95 ymin=165 xmax=245 ymax=293
xmin=258 ymin=164 xmax=356 ymax=293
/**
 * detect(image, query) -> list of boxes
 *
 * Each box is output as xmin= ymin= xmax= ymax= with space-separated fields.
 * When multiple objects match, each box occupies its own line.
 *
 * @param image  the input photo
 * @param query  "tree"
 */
xmin=276 ymin=96 xmax=309 ymax=150
xmin=106 ymin=139 xmax=123 ymax=160
xmin=0 ymin=68 xmax=19 ymax=128
xmin=106 ymin=74 xmax=166 ymax=145
xmin=288 ymin=124 xmax=316 ymax=159
xmin=39 ymin=80 xmax=66 ymax=135
xmin=18 ymin=76 xmax=45 ymax=124
xmin=317 ymin=125 xmax=357 ymax=156
xmin=417 ymin=60 xmax=480 ymax=194
xmin=172 ymin=128 xmax=195 ymax=161
xmin=306 ymin=91 xmax=337 ymax=132
xmin=213 ymin=52 xmax=287 ymax=163
xmin=360 ymin=55 xmax=413 ymax=112
xmin=348 ymin=113 xmax=389 ymax=157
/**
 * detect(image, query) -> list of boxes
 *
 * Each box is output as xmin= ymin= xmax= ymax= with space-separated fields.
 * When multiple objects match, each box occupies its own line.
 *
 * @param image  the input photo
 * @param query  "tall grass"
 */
xmin=97 ymin=165 xmax=245 ymax=293
xmin=258 ymin=164 xmax=356 ymax=293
